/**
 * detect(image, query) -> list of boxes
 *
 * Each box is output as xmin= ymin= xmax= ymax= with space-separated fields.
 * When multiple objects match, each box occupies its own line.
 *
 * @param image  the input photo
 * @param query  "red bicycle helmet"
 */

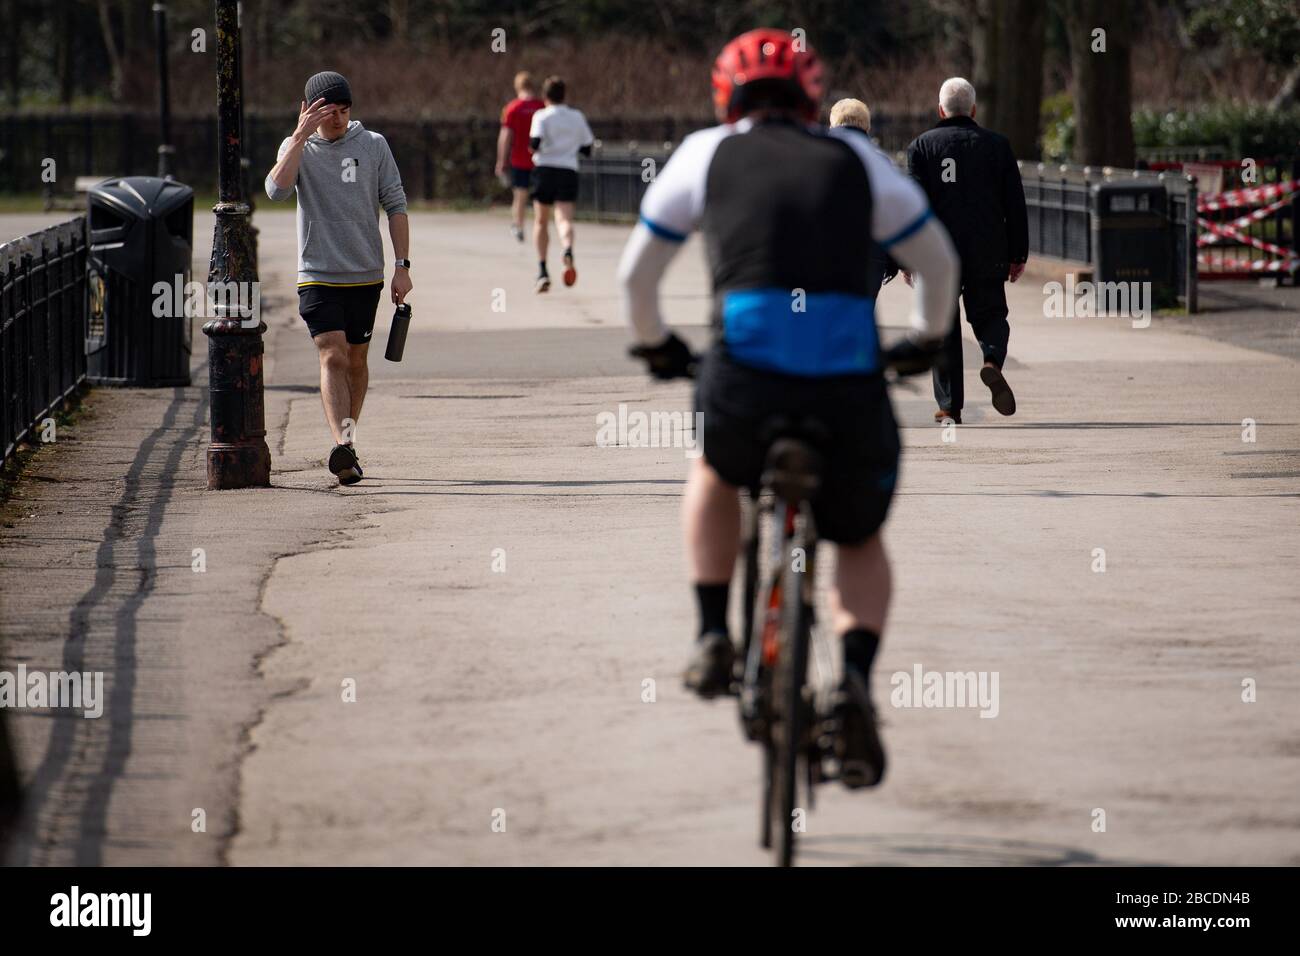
xmin=712 ymin=28 xmax=825 ymax=123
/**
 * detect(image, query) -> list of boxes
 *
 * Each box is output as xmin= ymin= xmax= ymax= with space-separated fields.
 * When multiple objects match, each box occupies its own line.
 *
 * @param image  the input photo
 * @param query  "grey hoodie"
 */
xmin=265 ymin=120 xmax=407 ymax=285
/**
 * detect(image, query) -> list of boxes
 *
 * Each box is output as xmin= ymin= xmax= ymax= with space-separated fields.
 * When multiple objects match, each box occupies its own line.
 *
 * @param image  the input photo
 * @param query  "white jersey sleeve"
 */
xmin=637 ymin=124 xmax=736 ymax=242
xmin=827 ymin=126 xmax=933 ymax=248
xmin=827 ymin=126 xmax=957 ymax=341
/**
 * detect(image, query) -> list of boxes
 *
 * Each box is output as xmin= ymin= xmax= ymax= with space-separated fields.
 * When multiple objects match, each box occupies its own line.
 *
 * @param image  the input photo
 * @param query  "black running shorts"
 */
xmin=510 ymin=165 xmax=533 ymax=189
xmin=298 ymin=283 xmax=384 ymax=345
xmin=530 ymin=166 xmax=579 ymax=204
xmin=695 ymin=346 xmax=901 ymax=545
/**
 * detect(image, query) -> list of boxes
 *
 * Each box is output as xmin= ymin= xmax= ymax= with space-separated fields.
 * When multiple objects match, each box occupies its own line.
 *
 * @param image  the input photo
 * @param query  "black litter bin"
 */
xmin=1091 ymin=182 xmax=1170 ymax=284
xmin=86 ymin=176 xmax=194 ymax=386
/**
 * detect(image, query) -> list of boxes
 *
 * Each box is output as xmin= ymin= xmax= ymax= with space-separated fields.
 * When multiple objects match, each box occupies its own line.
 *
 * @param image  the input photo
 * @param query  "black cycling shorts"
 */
xmin=530 ymin=166 xmax=579 ymax=204
xmin=696 ymin=346 xmax=901 ymax=545
xmin=298 ymin=282 xmax=384 ymax=345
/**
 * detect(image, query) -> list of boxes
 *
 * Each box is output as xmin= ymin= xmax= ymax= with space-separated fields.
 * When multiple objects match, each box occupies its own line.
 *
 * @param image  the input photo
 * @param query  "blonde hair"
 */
xmin=829 ymin=98 xmax=871 ymax=132
xmin=514 ymin=71 xmax=535 ymax=96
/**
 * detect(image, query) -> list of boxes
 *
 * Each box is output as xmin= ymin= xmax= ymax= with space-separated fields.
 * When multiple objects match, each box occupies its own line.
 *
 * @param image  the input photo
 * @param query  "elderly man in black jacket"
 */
xmin=905 ymin=77 xmax=1028 ymax=423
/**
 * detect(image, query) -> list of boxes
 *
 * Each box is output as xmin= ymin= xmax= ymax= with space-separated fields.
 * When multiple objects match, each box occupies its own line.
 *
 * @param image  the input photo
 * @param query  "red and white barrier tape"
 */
xmin=1197 ymin=196 xmax=1292 ymax=246
xmin=1197 ymin=179 xmax=1297 ymax=211
xmin=1197 ymin=255 xmax=1300 ymax=273
xmin=1197 ymin=216 xmax=1295 ymax=257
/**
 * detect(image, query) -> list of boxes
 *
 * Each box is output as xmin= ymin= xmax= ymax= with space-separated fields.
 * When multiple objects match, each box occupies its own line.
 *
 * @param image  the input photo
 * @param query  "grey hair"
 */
xmin=939 ymin=77 xmax=976 ymax=116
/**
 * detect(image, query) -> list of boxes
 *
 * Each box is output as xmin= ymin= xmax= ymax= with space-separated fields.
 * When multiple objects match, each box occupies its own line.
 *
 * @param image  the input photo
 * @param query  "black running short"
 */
xmin=298 ymin=282 xmax=384 ymax=345
xmin=510 ymin=165 xmax=533 ymax=189
xmin=695 ymin=346 xmax=901 ymax=545
xmin=530 ymin=166 xmax=579 ymax=204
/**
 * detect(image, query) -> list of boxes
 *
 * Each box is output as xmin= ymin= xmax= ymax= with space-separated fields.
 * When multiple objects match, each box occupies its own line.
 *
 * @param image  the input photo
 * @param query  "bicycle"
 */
xmin=736 ymin=415 xmax=836 ymax=867
xmin=737 ymin=351 xmax=934 ymax=867
xmin=629 ymin=334 xmax=939 ymax=867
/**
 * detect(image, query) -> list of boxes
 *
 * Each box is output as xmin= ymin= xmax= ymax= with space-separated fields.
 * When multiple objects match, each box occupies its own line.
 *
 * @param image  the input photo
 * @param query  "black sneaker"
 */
xmin=328 ymin=443 xmax=362 ymax=486
xmin=834 ymin=666 xmax=886 ymax=789
xmin=684 ymin=631 xmax=735 ymax=698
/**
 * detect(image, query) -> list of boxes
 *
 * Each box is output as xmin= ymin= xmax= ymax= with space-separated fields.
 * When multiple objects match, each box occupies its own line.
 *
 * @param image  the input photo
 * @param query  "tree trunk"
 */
xmin=390 ymin=0 xmax=409 ymax=39
xmin=58 ymin=0 xmax=75 ymax=104
xmin=2 ymin=0 xmax=19 ymax=107
xmin=96 ymin=0 xmax=125 ymax=100
xmin=1063 ymin=0 xmax=1135 ymax=167
xmin=972 ymin=0 xmax=1046 ymax=159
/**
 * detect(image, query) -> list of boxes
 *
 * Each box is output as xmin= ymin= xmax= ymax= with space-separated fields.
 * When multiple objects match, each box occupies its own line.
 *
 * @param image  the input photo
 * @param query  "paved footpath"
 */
xmin=1 ymin=209 xmax=1297 ymax=866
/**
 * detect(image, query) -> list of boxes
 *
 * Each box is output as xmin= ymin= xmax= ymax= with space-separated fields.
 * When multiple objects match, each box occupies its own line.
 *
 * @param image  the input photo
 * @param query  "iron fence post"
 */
xmin=154 ymin=2 xmax=174 ymax=178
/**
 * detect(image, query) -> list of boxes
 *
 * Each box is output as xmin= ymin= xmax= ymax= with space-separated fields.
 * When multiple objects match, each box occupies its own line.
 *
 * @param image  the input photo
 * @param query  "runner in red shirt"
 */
xmin=495 ymin=72 xmax=545 ymax=243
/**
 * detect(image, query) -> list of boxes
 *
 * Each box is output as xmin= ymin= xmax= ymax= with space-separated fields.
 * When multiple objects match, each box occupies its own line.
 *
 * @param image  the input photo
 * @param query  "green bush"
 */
xmin=1040 ymin=91 xmax=1075 ymax=163
xmin=1132 ymin=105 xmax=1300 ymax=159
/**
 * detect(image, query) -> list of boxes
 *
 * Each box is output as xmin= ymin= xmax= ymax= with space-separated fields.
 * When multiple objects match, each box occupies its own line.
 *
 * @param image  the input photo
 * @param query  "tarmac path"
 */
xmin=1 ymin=208 xmax=1297 ymax=865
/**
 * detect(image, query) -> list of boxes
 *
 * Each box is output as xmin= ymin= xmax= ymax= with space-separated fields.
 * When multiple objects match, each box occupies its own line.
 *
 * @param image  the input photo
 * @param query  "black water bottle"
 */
xmin=385 ymin=303 xmax=411 ymax=362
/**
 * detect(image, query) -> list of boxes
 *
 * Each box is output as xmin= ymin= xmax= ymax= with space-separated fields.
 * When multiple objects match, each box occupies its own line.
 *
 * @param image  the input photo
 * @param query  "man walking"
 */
xmin=265 ymin=71 xmax=411 ymax=485
xmin=528 ymin=76 xmax=594 ymax=293
xmin=495 ymin=71 xmax=544 ymax=243
xmin=905 ymin=77 xmax=1027 ymax=424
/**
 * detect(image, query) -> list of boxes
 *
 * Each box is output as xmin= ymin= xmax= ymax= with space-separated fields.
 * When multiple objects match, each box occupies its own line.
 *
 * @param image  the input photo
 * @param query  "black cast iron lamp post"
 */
xmin=202 ymin=0 xmax=270 ymax=489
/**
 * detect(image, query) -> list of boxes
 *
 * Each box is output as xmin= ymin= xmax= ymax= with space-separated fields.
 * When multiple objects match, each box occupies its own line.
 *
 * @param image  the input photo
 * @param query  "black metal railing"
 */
xmin=0 ymin=218 xmax=88 ymax=465
xmin=1019 ymin=162 xmax=1202 ymax=305
xmin=577 ymin=143 xmax=674 ymax=220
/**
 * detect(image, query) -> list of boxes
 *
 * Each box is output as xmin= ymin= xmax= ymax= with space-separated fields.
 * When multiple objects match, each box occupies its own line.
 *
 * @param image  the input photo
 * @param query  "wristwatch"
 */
xmin=394 ymin=259 xmax=411 ymax=269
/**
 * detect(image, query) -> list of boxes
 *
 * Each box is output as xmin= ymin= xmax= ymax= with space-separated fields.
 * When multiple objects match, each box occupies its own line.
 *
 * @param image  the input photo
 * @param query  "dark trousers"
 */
xmin=932 ymin=278 xmax=1010 ymax=412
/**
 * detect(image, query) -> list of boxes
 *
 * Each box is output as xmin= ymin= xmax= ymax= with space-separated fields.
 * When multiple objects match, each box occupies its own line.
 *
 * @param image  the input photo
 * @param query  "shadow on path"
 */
xmin=7 ymin=383 xmax=207 ymax=866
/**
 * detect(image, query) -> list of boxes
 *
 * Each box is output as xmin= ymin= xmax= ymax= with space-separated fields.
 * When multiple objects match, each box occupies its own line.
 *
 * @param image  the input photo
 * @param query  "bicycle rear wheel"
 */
xmin=773 ymin=508 xmax=813 ymax=867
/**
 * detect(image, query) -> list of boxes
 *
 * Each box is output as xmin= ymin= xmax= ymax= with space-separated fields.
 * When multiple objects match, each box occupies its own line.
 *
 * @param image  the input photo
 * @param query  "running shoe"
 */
xmin=562 ymin=250 xmax=577 ymax=287
xmin=328 ymin=443 xmax=362 ymax=486
xmin=510 ymin=224 xmax=524 ymax=243
xmin=535 ymin=274 xmax=551 ymax=294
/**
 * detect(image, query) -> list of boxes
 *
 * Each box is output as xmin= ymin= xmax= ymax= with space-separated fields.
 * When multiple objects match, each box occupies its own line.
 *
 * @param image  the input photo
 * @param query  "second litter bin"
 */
xmin=86 ymin=176 xmax=194 ymax=386
xmin=1090 ymin=181 xmax=1171 ymax=285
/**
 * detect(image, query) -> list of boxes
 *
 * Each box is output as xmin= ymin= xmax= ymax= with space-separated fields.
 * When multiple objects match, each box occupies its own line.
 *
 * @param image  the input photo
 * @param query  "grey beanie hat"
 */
xmin=305 ymin=71 xmax=352 ymax=106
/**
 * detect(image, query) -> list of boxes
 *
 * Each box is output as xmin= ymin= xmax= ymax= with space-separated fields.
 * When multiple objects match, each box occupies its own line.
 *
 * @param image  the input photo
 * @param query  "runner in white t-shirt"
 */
xmin=527 ymin=76 xmax=594 ymax=292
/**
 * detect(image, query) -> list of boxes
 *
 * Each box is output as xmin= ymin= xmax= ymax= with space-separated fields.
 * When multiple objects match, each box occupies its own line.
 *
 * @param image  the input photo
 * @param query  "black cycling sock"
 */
xmin=842 ymin=628 xmax=880 ymax=678
xmin=695 ymin=582 xmax=730 ymax=637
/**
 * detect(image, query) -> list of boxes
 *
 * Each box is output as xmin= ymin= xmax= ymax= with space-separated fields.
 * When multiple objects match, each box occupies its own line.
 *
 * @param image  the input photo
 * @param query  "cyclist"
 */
xmin=619 ymin=29 xmax=959 ymax=788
